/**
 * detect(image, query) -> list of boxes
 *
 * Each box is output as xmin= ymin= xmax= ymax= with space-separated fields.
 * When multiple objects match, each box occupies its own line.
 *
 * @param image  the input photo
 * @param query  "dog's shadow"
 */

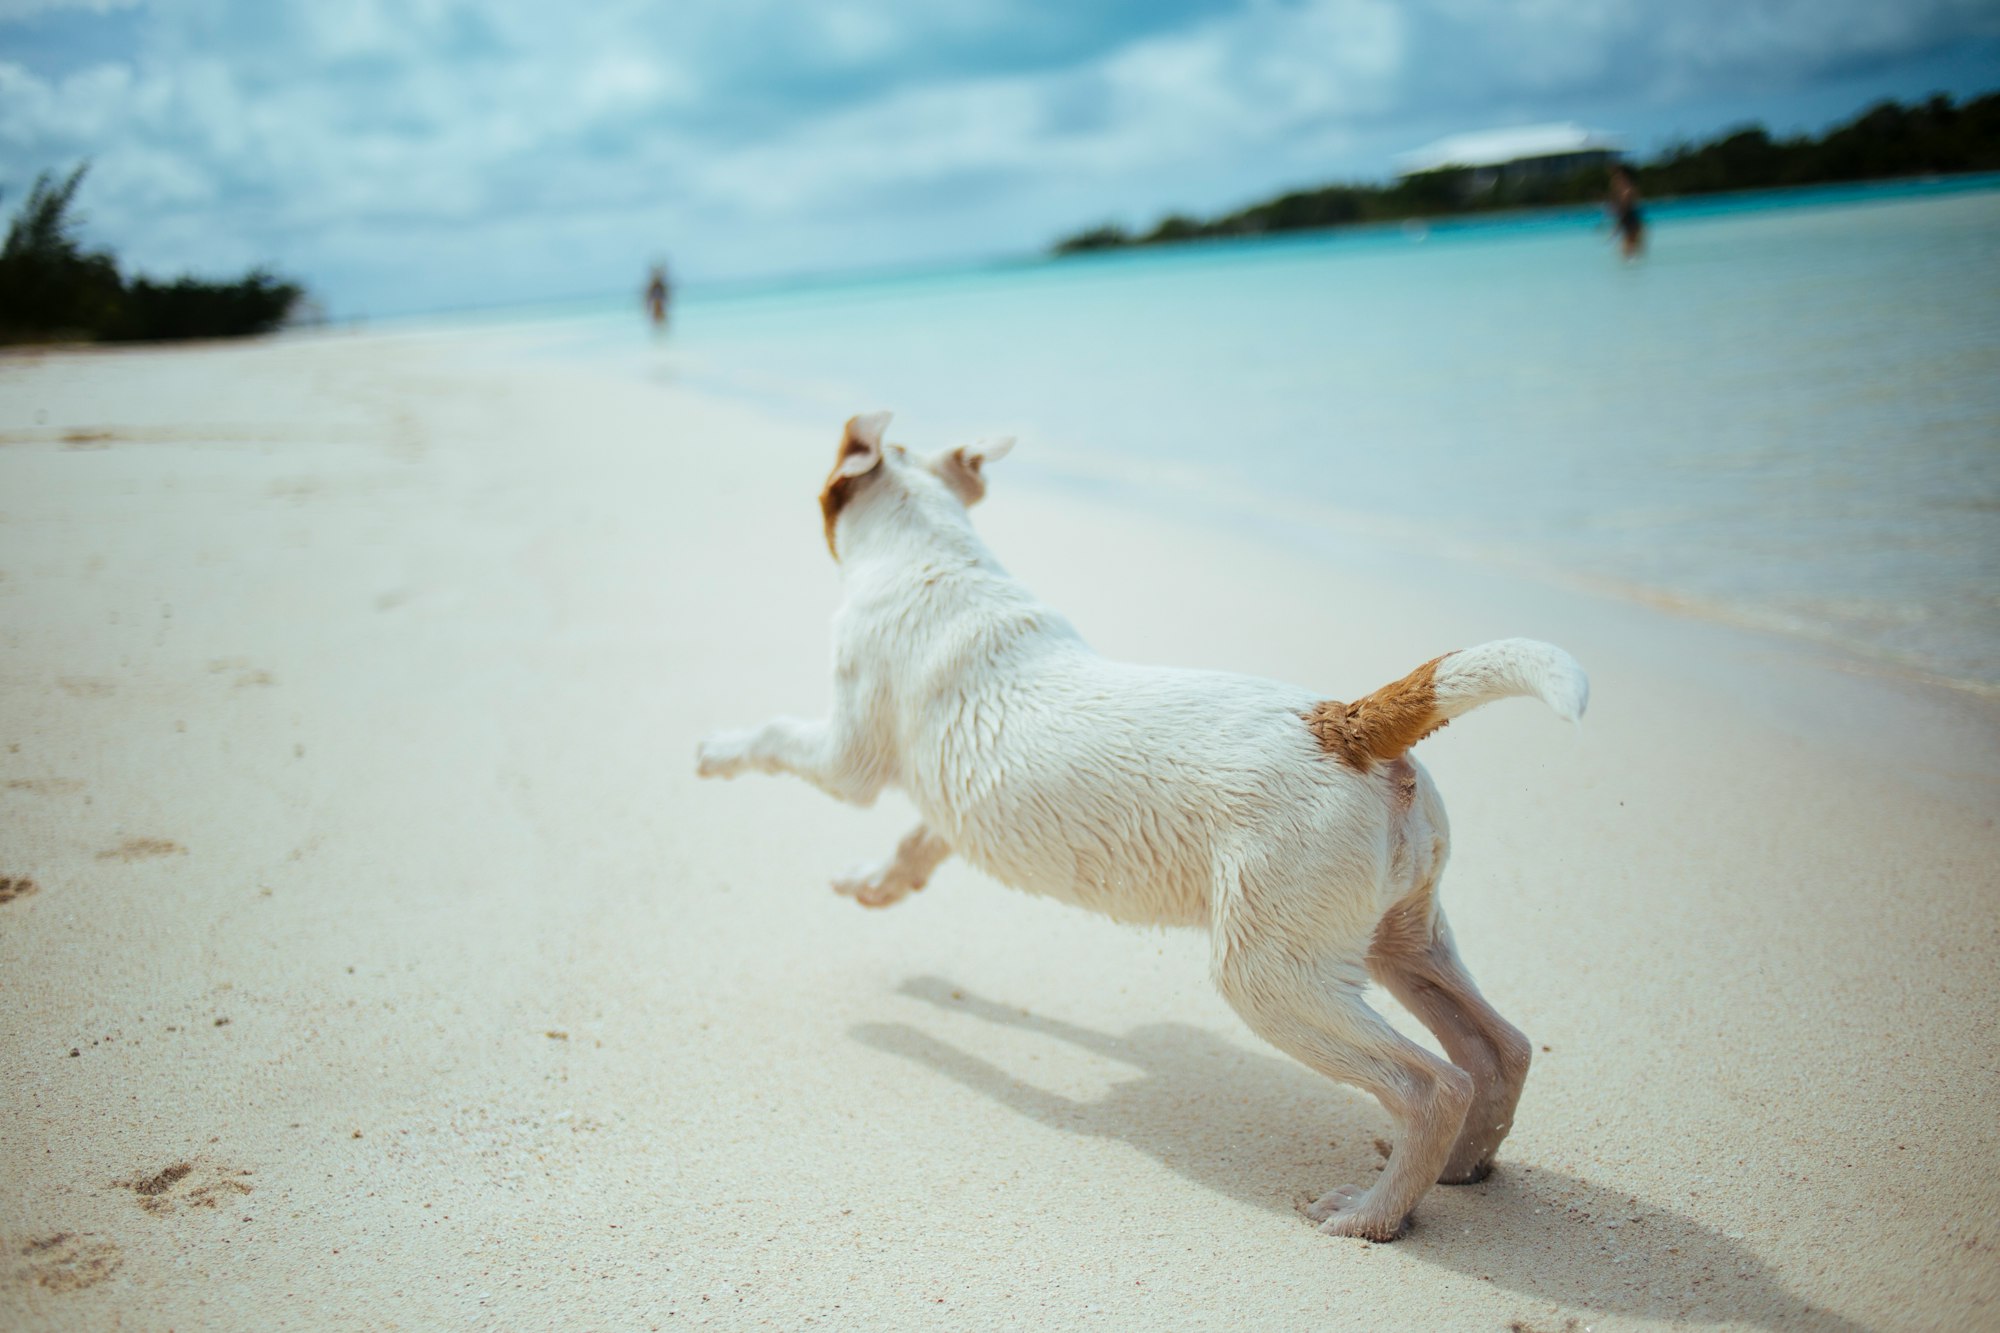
xmin=854 ymin=977 xmax=1858 ymax=1331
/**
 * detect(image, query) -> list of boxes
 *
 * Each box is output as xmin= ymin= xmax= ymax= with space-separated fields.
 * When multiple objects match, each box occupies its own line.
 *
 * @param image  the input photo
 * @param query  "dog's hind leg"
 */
xmin=832 ymin=823 xmax=950 ymax=909
xmin=1368 ymin=894 xmax=1532 ymax=1184
xmin=1213 ymin=936 xmax=1473 ymax=1241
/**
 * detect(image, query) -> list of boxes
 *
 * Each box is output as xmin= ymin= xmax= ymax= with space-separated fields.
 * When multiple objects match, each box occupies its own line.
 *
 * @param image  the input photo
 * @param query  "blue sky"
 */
xmin=3 ymin=0 xmax=1996 ymax=318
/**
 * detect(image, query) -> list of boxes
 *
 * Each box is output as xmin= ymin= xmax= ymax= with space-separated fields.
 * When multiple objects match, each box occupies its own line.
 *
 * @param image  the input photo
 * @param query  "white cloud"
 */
xmin=578 ymin=53 xmax=688 ymax=117
xmin=0 ymin=59 xmax=145 ymax=147
xmin=813 ymin=5 xmax=903 ymax=64
xmin=683 ymin=0 xmax=1407 ymax=225
xmin=0 ymin=0 xmax=139 ymax=18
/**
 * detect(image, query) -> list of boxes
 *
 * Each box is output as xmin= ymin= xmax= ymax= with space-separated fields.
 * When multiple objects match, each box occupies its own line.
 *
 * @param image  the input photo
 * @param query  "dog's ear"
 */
xmin=820 ymin=412 xmax=893 ymax=559
xmin=836 ymin=411 xmax=892 ymax=479
xmin=931 ymin=435 xmax=1015 ymax=506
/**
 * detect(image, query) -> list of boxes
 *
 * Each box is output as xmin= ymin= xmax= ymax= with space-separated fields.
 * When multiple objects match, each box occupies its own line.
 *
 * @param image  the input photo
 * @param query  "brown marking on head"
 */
xmin=818 ymin=411 xmax=892 ymax=558
xmin=1302 ymin=654 xmax=1453 ymax=769
xmin=931 ymin=448 xmax=986 ymax=506
xmin=928 ymin=436 xmax=1014 ymax=507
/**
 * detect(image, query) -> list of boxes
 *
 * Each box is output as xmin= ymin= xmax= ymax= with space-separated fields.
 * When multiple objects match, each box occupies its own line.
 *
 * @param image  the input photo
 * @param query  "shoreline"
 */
xmin=988 ymin=441 xmax=2000 ymax=810
xmin=2 ymin=333 xmax=1995 ymax=1329
xmin=459 ymin=316 xmax=2000 ymax=715
xmin=1003 ymin=438 xmax=2000 ymax=713
xmin=18 ymin=324 xmax=1995 ymax=719
xmin=539 ymin=320 xmax=2000 ymax=727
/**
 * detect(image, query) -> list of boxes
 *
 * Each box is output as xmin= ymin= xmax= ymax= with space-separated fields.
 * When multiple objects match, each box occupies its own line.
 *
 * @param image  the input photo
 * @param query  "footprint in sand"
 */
xmin=96 ymin=838 xmax=185 ymax=862
xmin=3 ymin=778 xmax=86 ymax=795
xmin=206 ymin=658 xmax=275 ymax=688
xmin=114 ymin=1160 xmax=254 ymax=1217
xmin=0 ymin=876 xmax=37 ymax=905
xmin=9 ymin=1231 xmax=124 ymax=1293
xmin=0 ymin=427 xmax=116 ymax=451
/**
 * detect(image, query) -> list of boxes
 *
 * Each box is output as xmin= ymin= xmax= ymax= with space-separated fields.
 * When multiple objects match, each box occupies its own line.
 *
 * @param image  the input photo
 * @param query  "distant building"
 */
xmin=1396 ymin=123 xmax=1625 ymax=195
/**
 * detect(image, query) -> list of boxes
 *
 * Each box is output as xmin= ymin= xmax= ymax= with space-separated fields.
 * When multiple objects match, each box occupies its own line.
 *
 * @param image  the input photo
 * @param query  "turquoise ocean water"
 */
xmin=494 ymin=177 xmax=2000 ymax=692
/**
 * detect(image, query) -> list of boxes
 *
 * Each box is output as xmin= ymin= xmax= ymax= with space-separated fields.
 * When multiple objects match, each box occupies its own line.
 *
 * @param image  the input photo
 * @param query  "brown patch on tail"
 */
xmin=1302 ymin=654 xmax=1453 ymax=769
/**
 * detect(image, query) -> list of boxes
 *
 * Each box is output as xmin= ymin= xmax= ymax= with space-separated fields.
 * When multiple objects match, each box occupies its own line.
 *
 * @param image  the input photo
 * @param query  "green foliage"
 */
xmin=1052 ymin=222 xmax=1134 ymax=255
xmin=1144 ymin=213 xmax=1205 ymax=243
xmin=1636 ymin=94 xmax=2000 ymax=196
xmin=0 ymin=163 xmax=304 ymax=345
xmin=110 ymin=270 xmax=303 ymax=343
xmin=1051 ymin=89 xmax=2000 ymax=256
xmin=0 ymin=165 xmax=124 ymax=340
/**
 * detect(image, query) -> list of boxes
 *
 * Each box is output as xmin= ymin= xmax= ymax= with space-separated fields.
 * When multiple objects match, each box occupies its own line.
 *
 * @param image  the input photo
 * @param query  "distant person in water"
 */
xmin=1607 ymin=164 xmax=1645 ymax=260
xmin=644 ymin=263 xmax=672 ymax=333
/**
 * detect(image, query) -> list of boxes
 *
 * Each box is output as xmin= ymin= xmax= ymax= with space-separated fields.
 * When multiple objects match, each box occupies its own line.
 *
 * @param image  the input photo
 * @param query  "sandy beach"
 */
xmin=2 ymin=333 xmax=1996 ymax=1331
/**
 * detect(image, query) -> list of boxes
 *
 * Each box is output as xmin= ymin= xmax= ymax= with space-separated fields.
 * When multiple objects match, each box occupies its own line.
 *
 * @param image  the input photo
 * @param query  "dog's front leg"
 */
xmin=833 ymin=823 xmax=951 ymax=909
xmin=696 ymin=714 xmax=890 ymax=806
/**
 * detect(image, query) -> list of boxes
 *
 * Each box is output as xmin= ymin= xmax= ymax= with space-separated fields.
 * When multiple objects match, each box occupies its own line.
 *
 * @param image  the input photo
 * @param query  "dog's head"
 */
xmin=818 ymin=411 xmax=1014 ymax=560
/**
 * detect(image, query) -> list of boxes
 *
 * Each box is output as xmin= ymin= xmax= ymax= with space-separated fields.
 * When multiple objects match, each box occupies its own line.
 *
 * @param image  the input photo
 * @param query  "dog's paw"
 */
xmin=1307 ymin=1185 xmax=1410 ymax=1242
xmin=832 ymin=861 xmax=920 ymax=909
xmin=695 ymin=732 xmax=751 ymax=779
xmin=1437 ymin=1156 xmax=1494 ymax=1186
xmin=1304 ymin=1184 xmax=1361 ymax=1225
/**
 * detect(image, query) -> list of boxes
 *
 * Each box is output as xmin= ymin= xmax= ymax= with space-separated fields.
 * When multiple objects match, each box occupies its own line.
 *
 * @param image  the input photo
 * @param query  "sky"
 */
xmin=3 ymin=1 xmax=1997 ymax=318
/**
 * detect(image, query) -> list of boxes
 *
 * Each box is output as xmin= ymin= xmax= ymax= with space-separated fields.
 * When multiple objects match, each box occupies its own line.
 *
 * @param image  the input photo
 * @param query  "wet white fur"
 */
xmin=696 ymin=413 xmax=1587 ymax=1239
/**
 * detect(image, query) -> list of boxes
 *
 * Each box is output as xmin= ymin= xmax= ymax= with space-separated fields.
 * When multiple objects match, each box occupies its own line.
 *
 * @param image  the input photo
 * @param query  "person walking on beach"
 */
xmin=1607 ymin=163 xmax=1645 ymax=260
xmin=644 ymin=262 xmax=672 ymax=334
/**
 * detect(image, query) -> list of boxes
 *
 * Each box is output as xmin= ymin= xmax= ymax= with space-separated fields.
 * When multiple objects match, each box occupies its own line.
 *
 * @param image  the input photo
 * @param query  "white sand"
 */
xmin=2 ymin=334 xmax=1995 ymax=1331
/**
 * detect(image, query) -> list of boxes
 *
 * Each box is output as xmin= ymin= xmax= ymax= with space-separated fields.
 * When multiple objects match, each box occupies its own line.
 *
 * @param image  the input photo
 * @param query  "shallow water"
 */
xmin=524 ymin=178 xmax=2000 ymax=692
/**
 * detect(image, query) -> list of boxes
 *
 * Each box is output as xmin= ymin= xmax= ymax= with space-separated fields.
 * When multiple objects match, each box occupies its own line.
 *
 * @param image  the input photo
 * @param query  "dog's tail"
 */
xmin=1303 ymin=638 xmax=1588 ymax=768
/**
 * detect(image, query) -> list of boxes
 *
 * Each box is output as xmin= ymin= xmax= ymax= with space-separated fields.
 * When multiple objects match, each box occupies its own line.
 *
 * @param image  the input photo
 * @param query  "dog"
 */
xmin=696 ymin=411 xmax=1588 ymax=1240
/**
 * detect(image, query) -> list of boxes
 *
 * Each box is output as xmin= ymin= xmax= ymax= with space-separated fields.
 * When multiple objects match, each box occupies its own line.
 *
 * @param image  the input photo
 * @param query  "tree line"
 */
xmin=1053 ymin=89 xmax=2000 ymax=254
xmin=0 ymin=164 xmax=303 ymax=345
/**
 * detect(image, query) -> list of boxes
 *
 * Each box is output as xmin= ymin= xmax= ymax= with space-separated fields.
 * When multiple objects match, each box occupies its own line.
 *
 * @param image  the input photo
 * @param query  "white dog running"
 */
xmin=696 ymin=412 xmax=1588 ymax=1241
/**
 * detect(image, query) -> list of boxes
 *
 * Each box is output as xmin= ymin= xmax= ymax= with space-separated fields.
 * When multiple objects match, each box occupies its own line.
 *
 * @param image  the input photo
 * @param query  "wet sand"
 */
xmin=1 ymin=333 xmax=1995 ymax=1330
